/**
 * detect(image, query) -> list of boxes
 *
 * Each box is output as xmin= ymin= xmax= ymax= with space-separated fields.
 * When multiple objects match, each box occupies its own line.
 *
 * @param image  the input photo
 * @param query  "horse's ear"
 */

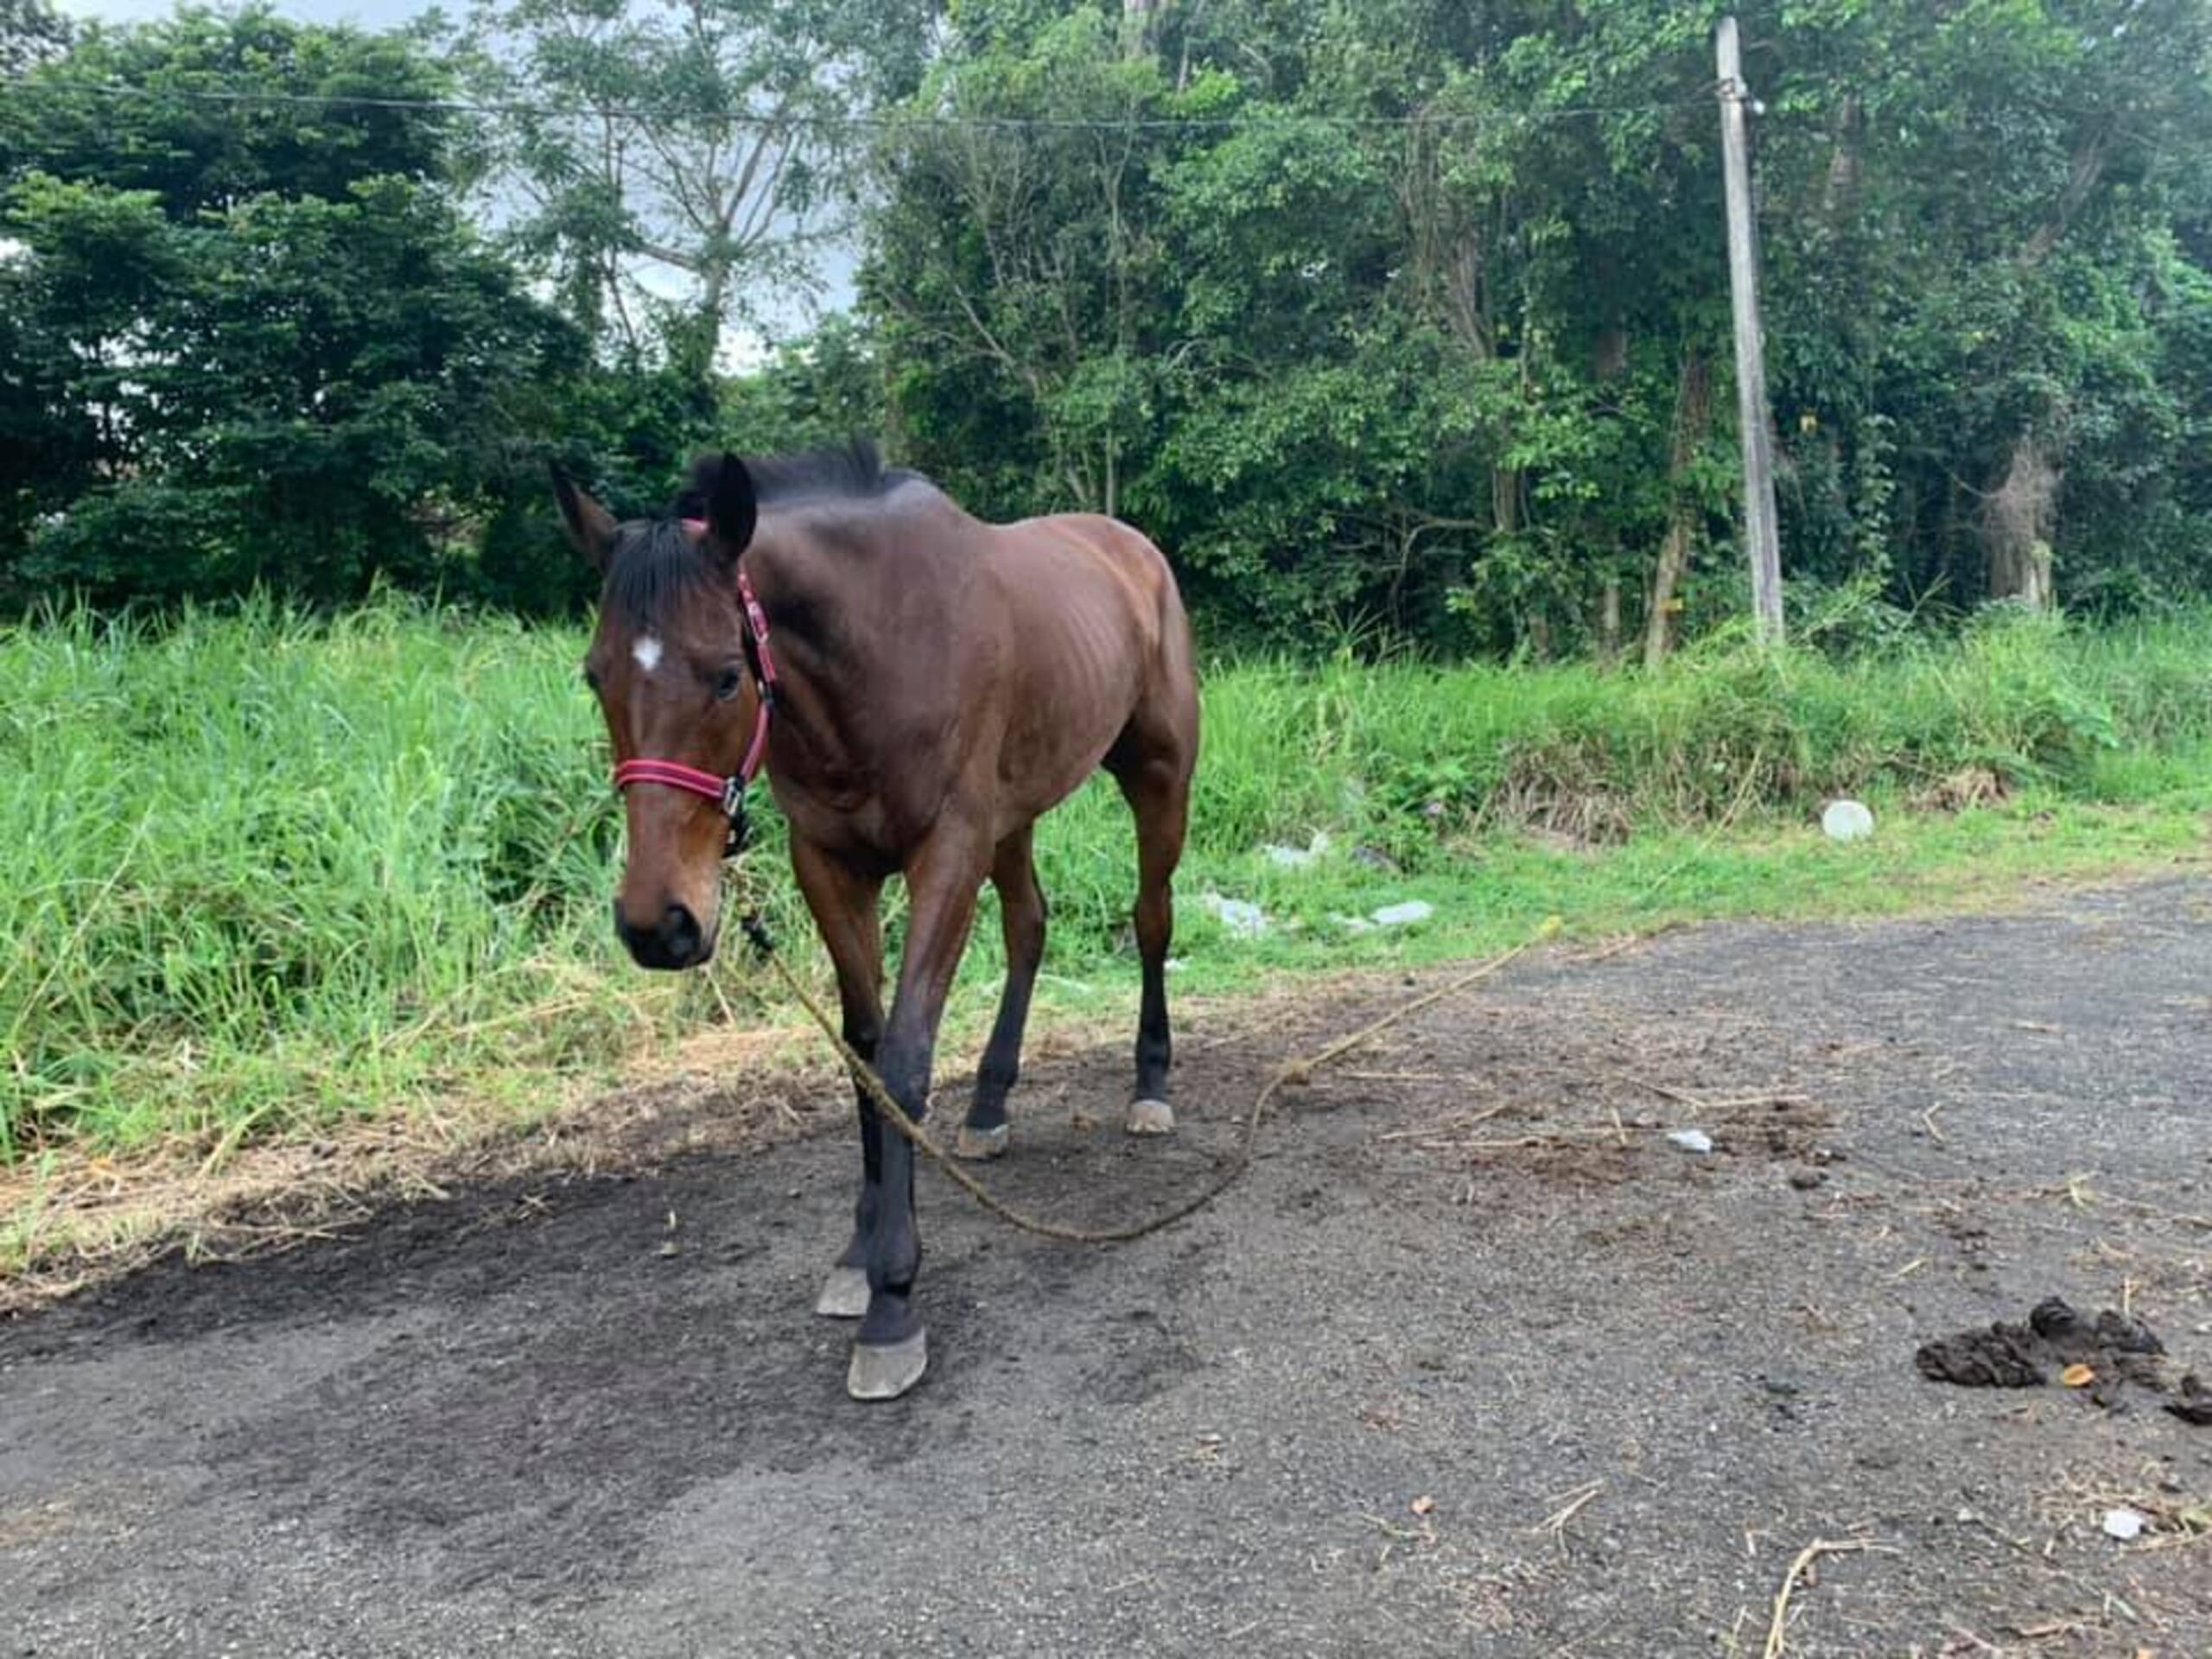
xmin=550 ymin=463 xmax=617 ymax=572
xmin=708 ymin=451 xmax=756 ymax=556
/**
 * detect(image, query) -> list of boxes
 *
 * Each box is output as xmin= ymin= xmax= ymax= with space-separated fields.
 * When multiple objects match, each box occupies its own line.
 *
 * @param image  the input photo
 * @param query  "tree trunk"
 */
xmin=1592 ymin=334 xmax=1627 ymax=667
xmin=2019 ymin=132 xmax=2110 ymax=267
xmin=1592 ymin=326 xmax=1629 ymax=382
xmin=1645 ymin=525 xmax=1691 ymax=669
xmin=1982 ymin=434 xmax=2059 ymax=608
xmin=666 ymin=258 xmax=731 ymax=407
xmin=1645 ymin=353 xmax=1713 ymax=668
xmin=1122 ymin=0 xmax=1158 ymax=59
xmin=1491 ymin=467 xmax=1520 ymax=537
xmin=1818 ymin=95 xmax=1862 ymax=231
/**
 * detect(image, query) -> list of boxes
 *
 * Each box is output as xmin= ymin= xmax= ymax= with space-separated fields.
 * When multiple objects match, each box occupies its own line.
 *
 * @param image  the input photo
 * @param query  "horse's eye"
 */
xmin=713 ymin=665 xmax=747 ymax=703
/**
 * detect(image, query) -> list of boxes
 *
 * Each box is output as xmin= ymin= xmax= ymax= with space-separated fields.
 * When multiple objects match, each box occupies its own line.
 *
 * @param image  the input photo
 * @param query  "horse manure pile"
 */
xmin=1916 ymin=1295 xmax=2212 ymax=1424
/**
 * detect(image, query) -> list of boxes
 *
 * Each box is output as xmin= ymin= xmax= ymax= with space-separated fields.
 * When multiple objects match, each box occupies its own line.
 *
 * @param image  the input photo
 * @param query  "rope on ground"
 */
xmin=760 ymin=914 xmax=1561 ymax=1246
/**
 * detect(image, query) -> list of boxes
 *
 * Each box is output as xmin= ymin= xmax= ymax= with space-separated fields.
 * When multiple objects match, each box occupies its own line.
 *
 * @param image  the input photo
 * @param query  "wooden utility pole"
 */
xmin=1716 ymin=16 xmax=1784 ymax=644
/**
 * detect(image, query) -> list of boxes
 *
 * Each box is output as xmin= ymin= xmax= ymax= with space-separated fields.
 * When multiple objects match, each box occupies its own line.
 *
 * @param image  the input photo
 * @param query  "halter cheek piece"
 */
xmin=609 ymin=518 xmax=779 ymax=861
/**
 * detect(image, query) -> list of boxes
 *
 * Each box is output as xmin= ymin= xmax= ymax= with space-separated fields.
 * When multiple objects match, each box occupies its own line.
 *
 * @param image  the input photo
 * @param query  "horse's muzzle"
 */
xmin=614 ymin=899 xmax=715 ymax=970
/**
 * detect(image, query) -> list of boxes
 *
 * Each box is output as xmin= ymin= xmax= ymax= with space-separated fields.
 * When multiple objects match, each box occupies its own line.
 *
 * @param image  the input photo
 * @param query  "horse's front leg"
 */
xmin=789 ymin=838 xmax=885 ymax=1321
xmin=848 ymin=819 xmax=989 ymax=1402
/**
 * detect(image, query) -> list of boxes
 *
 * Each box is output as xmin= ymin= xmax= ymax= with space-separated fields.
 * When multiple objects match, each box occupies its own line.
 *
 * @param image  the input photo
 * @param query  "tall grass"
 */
xmin=5 ymin=599 xmax=2211 ymax=1160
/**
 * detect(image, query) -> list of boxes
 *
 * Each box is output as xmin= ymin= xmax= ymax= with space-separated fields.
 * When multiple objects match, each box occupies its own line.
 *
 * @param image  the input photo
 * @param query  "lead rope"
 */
xmin=725 ymin=736 xmax=1770 ymax=1244
xmin=744 ymin=889 xmax=1561 ymax=1246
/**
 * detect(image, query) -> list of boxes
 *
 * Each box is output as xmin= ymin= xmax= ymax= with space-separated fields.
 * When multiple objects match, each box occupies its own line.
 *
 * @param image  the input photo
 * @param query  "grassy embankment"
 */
xmin=4 ymin=600 xmax=2209 ymax=1184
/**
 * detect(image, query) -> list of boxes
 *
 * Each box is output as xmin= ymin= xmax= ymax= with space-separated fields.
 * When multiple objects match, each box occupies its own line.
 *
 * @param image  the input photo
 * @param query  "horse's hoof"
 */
xmin=847 ymin=1330 xmax=929 ymax=1402
xmin=954 ymin=1122 xmax=1010 ymax=1161
xmin=1126 ymin=1098 xmax=1177 ymax=1136
xmin=815 ymin=1265 xmax=869 ymax=1319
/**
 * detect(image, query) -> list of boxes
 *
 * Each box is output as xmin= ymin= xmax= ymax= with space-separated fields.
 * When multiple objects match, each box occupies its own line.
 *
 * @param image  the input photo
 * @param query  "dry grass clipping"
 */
xmin=1530 ymin=1481 xmax=1604 ymax=1551
xmin=1763 ymin=1536 xmax=1895 ymax=1659
xmin=1912 ymin=766 xmax=2011 ymax=814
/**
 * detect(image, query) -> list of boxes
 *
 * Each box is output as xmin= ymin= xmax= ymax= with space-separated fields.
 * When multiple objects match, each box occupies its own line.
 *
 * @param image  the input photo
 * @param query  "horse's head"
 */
xmin=553 ymin=454 xmax=761 ymax=971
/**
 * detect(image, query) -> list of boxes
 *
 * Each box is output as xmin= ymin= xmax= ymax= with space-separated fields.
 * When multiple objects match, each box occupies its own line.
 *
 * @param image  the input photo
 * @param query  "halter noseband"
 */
xmin=609 ymin=518 xmax=779 ymax=859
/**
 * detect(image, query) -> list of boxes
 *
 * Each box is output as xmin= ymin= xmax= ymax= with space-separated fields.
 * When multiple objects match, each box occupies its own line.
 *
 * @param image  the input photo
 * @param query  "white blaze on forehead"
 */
xmin=632 ymin=634 xmax=664 ymax=674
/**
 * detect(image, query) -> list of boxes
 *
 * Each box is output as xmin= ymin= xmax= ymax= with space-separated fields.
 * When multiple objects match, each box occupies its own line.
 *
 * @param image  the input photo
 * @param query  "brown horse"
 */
xmin=552 ymin=442 xmax=1199 ymax=1401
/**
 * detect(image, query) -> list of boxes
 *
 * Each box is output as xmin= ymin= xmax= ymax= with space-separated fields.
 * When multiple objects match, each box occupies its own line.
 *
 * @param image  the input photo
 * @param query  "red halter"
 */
xmin=610 ymin=518 xmax=779 ymax=857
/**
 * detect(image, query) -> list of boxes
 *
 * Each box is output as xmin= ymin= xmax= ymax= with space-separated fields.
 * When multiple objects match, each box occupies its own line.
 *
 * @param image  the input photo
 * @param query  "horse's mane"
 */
xmin=609 ymin=439 xmax=917 ymax=627
xmin=673 ymin=439 xmax=918 ymax=518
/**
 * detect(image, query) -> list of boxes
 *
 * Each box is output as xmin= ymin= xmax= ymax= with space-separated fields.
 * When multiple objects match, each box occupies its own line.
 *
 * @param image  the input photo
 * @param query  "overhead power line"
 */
xmin=0 ymin=74 xmax=1716 ymax=130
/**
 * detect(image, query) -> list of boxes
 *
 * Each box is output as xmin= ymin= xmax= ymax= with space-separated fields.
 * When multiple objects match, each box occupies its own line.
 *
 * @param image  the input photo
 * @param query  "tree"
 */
xmin=0 ymin=8 xmax=579 ymax=607
xmin=462 ymin=0 xmax=934 ymax=394
xmin=868 ymin=6 xmax=1192 ymax=521
xmin=0 ymin=4 xmax=455 ymax=216
xmin=9 ymin=0 xmax=2212 ymax=640
xmin=0 ymin=0 xmax=69 ymax=74
xmin=1740 ymin=0 xmax=2212 ymax=614
xmin=866 ymin=0 xmax=2212 ymax=651
xmin=868 ymin=0 xmax=1742 ymax=652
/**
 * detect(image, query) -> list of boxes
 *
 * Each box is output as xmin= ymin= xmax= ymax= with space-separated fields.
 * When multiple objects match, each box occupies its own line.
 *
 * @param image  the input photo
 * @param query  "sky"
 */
xmin=48 ymin=0 xmax=863 ymax=352
xmin=58 ymin=0 xmax=428 ymax=24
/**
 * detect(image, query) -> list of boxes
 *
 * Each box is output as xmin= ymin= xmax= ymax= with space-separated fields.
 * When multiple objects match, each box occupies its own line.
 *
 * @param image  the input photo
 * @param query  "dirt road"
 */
xmin=5 ymin=880 xmax=2211 ymax=1656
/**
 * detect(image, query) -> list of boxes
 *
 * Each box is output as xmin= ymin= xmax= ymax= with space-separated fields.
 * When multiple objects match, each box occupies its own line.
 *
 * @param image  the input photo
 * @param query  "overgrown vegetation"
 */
xmin=872 ymin=0 xmax=2212 ymax=648
xmin=4 ymin=600 xmax=2209 ymax=1163
xmin=7 ymin=2 xmax=2212 ymax=1277
xmin=4 ymin=2 xmax=2211 ymax=648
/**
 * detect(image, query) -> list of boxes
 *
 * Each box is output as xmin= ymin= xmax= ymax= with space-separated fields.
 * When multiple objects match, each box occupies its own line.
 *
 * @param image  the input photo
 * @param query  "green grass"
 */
xmin=3 ymin=597 xmax=2209 ymax=1165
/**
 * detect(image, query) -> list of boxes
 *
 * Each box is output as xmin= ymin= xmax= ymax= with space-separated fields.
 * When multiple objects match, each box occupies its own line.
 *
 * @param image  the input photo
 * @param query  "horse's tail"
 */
xmin=1156 ymin=550 xmax=1197 ymax=692
xmin=1135 ymin=529 xmax=1200 ymax=753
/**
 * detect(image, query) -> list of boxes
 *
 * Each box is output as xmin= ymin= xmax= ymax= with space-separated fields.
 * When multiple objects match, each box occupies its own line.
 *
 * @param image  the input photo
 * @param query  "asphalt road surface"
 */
xmin=6 ymin=880 xmax=2211 ymax=1656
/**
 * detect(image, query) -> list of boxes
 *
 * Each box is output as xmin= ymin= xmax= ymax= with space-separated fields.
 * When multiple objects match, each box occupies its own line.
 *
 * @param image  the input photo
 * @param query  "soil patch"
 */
xmin=6 ymin=880 xmax=2212 ymax=1657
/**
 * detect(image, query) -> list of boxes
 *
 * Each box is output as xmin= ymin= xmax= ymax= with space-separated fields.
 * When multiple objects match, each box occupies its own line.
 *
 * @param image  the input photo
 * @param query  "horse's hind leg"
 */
xmin=1110 ymin=736 xmax=1194 ymax=1137
xmin=956 ymin=824 xmax=1047 ymax=1161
